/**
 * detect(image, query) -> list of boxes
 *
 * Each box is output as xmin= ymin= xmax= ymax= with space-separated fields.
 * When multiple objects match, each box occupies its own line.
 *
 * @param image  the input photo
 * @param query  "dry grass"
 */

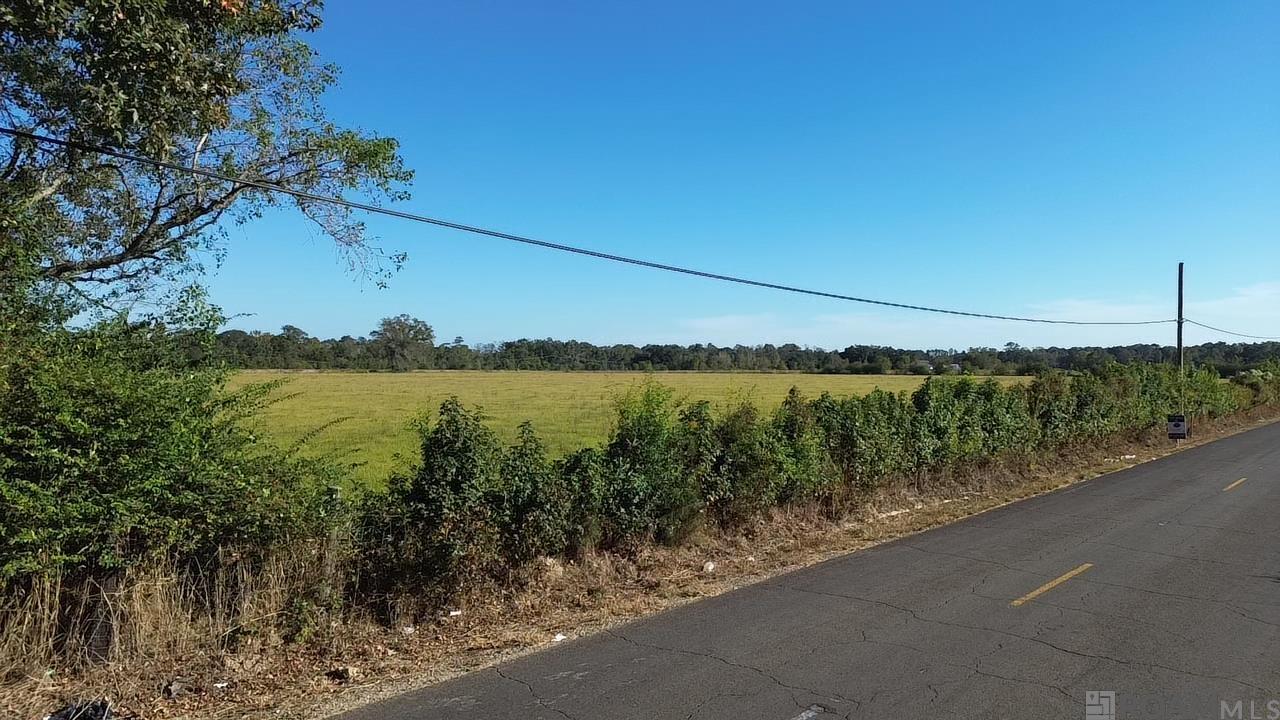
xmin=5 ymin=406 xmax=1276 ymax=720
xmin=1 ymin=541 xmax=345 ymax=720
xmin=227 ymin=371 xmax=1023 ymax=484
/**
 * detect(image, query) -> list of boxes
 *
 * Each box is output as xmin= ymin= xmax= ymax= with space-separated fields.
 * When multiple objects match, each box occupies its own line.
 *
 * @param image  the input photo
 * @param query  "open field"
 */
xmin=228 ymin=370 xmax=1024 ymax=484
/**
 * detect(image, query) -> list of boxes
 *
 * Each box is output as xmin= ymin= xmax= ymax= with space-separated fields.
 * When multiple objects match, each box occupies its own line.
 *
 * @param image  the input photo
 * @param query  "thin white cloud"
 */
xmin=1183 ymin=282 xmax=1280 ymax=342
xmin=667 ymin=285 xmax=1277 ymax=349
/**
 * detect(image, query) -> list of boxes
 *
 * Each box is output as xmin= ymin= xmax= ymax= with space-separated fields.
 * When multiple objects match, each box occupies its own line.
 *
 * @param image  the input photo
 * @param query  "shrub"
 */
xmin=676 ymin=400 xmax=720 ymax=510
xmin=496 ymin=422 xmax=571 ymax=566
xmin=363 ymin=398 xmax=504 ymax=609
xmin=599 ymin=382 xmax=702 ymax=546
xmin=559 ymin=447 xmax=607 ymax=556
xmin=1067 ymin=371 xmax=1122 ymax=438
xmin=1025 ymin=371 xmax=1076 ymax=443
xmin=771 ymin=388 xmax=838 ymax=502
xmin=705 ymin=401 xmax=781 ymax=525
xmin=1232 ymin=361 xmax=1280 ymax=405
xmin=1021 ymin=362 xmax=1245 ymax=445
xmin=0 ymin=306 xmax=336 ymax=584
xmin=972 ymin=378 xmax=1037 ymax=454
xmin=812 ymin=388 xmax=913 ymax=492
xmin=910 ymin=377 xmax=965 ymax=469
xmin=1185 ymin=366 xmax=1239 ymax=417
xmin=0 ymin=296 xmax=349 ymax=666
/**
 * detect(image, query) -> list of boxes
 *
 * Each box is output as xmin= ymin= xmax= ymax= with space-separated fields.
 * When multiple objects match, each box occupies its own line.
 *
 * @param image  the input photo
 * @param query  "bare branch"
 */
xmin=22 ymin=172 xmax=68 ymax=209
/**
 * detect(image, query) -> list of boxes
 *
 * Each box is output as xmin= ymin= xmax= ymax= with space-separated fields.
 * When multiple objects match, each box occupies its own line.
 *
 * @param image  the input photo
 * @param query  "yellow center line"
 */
xmin=1010 ymin=563 xmax=1094 ymax=607
xmin=1223 ymin=478 xmax=1247 ymax=492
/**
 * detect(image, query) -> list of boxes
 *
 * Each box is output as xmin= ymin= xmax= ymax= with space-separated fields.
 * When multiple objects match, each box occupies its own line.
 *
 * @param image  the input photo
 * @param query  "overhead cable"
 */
xmin=3 ymin=127 xmax=1177 ymax=327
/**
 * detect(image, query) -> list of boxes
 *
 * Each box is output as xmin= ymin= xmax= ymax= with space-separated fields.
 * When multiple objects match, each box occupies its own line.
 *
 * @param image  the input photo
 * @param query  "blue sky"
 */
xmin=207 ymin=1 xmax=1279 ymax=349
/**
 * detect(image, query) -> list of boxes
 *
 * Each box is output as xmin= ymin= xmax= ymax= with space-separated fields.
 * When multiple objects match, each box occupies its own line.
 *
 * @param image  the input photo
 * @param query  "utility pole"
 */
xmin=1177 ymin=261 xmax=1185 ymax=383
xmin=1167 ymin=261 xmax=1189 ymax=441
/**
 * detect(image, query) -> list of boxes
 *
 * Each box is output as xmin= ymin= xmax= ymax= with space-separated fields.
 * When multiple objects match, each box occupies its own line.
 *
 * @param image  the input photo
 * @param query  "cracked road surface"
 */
xmin=338 ymin=422 xmax=1280 ymax=719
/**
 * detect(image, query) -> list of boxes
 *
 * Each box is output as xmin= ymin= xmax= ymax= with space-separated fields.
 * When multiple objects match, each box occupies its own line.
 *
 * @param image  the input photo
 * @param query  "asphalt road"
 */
xmin=341 ymin=422 xmax=1280 ymax=720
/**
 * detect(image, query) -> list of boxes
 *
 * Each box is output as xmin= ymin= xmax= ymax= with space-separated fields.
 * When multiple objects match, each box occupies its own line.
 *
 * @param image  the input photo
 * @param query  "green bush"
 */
xmin=909 ymin=378 xmax=966 ymax=468
xmin=1021 ymin=362 xmax=1247 ymax=445
xmin=353 ymin=361 xmax=1280 ymax=610
xmin=812 ymin=388 xmax=913 ymax=491
xmin=1185 ymin=366 xmax=1239 ymax=417
xmin=558 ymin=447 xmax=607 ymax=556
xmin=1025 ymin=371 xmax=1077 ymax=443
xmin=972 ymin=378 xmax=1037 ymax=455
xmin=706 ymin=401 xmax=781 ymax=525
xmin=771 ymin=388 xmax=839 ymax=502
xmin=903 ymin=377 xmax=1037 ymax=469
xmin=1232 ymin=361 xmax=1280 ymax=405
xmin=363 ymin=398 xmax=504 ymax=606
xmin=496 ymin=423 xmax=572 ymax=566
xmin=599 ymin=382 xmax=702 ymax=546
xmin=0 ymin=306 xmax=338 ymax=583
xmin=676 ymin=400 xmax=720 ymax=512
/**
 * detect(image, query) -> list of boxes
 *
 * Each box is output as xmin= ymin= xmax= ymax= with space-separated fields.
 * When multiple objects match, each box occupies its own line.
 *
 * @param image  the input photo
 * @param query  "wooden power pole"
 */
xmin=1177 ymin=261 xmax=1185 ymax=382
xmin=1169 ymin=261 xmax=1188 ymax=440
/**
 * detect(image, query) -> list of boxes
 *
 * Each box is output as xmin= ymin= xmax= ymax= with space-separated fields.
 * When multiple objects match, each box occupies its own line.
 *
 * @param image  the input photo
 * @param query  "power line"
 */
xmin=1185 ymin=319 xmax=1280 ymax=341
xmin=4 ymin=126 xmax=1175 ymax=327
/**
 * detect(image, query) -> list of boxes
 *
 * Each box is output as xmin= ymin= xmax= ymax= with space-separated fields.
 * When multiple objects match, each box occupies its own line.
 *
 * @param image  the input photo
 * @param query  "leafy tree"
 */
xmin=0 ymin=1 xmax=401 ymax=658
xmin=1 ymin=0 xmax=412 ymax=298
xmin=371 ymin=314 xmax=435 ymax=371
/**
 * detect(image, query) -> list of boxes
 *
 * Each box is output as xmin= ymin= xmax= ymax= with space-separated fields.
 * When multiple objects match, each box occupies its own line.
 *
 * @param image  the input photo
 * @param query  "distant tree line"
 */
xmin=215 ymin=316 xmax=1280 ymax=376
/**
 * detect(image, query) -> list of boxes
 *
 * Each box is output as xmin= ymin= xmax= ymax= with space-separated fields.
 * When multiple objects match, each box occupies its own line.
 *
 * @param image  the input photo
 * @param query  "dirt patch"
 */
xmin=6 ymin=408 xmax=1276 ymax=720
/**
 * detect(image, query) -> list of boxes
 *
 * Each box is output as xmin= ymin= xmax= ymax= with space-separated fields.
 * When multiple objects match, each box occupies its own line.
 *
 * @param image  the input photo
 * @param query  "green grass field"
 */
xmin=229 ymin=371 xmax=1022 ymax=484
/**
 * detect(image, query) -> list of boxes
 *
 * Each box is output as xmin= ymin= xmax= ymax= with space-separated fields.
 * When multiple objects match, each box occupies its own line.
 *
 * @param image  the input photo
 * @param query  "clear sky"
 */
xmin=207 ymin=0 xmax=1279 ymax=350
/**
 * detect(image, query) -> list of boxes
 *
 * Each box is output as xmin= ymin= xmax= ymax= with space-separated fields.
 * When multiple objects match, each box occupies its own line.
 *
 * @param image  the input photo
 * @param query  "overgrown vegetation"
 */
xmin=0 ymin=295 xmax=348 ymax=665
xmin=7 ymin=328 xmax=1278 ymax=685
xmin=351 ymin=362 xmax=1268 ymax=620
xmin=4 ymin=2 xmax=1280 ymax=716
xmin=0 ymin=0 xmax=408 ymax=685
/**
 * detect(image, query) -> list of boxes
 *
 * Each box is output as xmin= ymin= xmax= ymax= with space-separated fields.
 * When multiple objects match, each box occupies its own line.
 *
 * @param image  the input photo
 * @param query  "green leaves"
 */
xmin=0 ymin=300 xmax=343 ymax=582
xmin=2 ymin=0 xmax=309 ymax=151
xmin=2 ymin=0 xmax=412 ymax=296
